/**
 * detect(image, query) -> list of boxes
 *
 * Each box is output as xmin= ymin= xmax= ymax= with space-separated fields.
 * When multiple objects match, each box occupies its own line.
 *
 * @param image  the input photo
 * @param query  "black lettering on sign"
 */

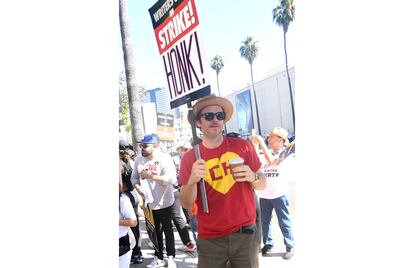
xmin=162 ymin=30 xmax=205 ymax=100
xmin=163 ymin=50 xmax=176 ymax=100
xmin=265 ymin=172 xmax=279 ymax=178
xmin=194 ymin=31 xmax=205 ymax=84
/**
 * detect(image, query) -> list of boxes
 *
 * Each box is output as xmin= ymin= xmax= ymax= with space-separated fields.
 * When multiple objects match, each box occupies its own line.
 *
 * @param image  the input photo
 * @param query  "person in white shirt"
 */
xmin=251 ymin=127 xmax=295 ymax=259
xmin=119 ymin=165 xmax=138 ymax=268
xmin=130 ymin=134 xmax=177 ymax=268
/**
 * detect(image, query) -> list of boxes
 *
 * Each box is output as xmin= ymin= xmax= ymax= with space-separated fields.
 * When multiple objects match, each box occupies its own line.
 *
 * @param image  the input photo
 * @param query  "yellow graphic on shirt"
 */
xmin=204 ymin=152 xmax=241 ymax=194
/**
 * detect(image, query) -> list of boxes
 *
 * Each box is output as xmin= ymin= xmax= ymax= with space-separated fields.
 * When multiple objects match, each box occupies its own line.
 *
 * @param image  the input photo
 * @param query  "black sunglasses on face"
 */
xmin=139 ymin=144 xmax=150 ymax=149
xmin=199 ymin=111 xmax=226 ymax=121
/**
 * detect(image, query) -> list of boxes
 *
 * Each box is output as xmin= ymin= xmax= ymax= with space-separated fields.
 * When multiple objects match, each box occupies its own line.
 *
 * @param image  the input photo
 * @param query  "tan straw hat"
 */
xmin=188 ymin=94 xmax=234 ymax=123
xmin=268 ymin=127 xmax=290 ymax=146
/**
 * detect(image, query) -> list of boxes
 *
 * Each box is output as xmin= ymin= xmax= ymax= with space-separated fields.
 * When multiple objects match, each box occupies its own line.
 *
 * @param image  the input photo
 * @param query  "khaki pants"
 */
xmin=197 ymin=228 xmax=260 ymax=268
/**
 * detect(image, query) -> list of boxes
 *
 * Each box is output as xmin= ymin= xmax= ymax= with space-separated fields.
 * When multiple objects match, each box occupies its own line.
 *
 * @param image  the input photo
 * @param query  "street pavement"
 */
xmin=131 ymin=182 xmax=296 ymax=268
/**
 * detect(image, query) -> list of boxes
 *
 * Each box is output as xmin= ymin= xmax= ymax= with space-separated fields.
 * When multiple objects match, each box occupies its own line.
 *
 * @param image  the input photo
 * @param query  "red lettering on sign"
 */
xmin=155 ymin=0 xmax=199 ymax=54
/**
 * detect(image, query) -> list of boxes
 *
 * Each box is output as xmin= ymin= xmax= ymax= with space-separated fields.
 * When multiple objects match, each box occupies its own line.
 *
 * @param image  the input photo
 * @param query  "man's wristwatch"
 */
xmin=251 ymin=174 xmax=260 ymax=184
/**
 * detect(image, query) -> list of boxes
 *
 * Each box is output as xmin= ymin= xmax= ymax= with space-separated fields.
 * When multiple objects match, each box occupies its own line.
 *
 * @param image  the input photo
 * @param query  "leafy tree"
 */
xmin=239 ymin=36 xmax=262 ymax=135
xmin=119 ymin=0 xmax=144 ymax=150
xmin=273 ymin=0 xmax=295 ymax=133
xmin=119 ymin=71 xmax=146 ymax=134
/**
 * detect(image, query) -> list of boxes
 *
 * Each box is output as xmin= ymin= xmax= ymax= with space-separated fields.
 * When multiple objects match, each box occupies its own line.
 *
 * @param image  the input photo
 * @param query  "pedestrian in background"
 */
xmin=119 ymin=164 xmax=138 ymax=268
xmin=251 ymin=127 xmax=295 ymax=259
xmin=171 ymin=141 xmax=197 ymax=252
xmin=175 ymin=141 xmax=192 ymax=225
xmin=189 ymin=202 xmax=198 ymax=242
xmin=120 ymin=144 xmax=144 ymax=264
xmin=131 ymin=134 xmax=178 ymax=268
xmin=177 ymin=142 xmax=199 ymax=244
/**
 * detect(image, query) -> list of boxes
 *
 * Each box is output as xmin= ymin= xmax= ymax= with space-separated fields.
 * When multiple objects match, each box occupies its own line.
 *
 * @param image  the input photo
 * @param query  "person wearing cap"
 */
xmin=251 ymin=127 xmax=291 ymax=165
xmin=130 ymin=134 xmax=178 ymax=268
xmin=251 ymin=127 xmax=295 ymax=259
xmin=179 ymin=94 xmax=266 ymax=268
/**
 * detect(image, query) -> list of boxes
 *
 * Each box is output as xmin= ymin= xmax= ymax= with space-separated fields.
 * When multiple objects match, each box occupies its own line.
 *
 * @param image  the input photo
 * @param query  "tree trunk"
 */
xmin=216 ymin=70 xmax=227 ymax=134
xmin=216 ymin=71 xmax=221 ymax=97
xmin=250 ymin=63 xmax=262 ymax=135
xmin=284 ymin=30 xmax=295 ymax=134
xmin=119 ymin=0 xmax=143 ymax=151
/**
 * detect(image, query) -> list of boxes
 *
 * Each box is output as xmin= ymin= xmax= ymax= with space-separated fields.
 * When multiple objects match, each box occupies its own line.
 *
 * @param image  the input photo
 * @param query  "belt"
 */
xmin=233 ymin=224 xmax=256 ymax=234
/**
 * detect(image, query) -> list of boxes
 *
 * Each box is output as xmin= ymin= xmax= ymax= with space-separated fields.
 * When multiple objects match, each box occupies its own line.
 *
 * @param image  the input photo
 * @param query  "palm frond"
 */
xmin=239 ymin=36 xmax=259 ymax=65
xmin=273 ymin=0 xmax=295 ymax=32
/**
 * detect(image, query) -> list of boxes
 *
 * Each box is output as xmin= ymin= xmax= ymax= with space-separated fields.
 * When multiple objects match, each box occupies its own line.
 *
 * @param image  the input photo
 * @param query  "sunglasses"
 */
xmin=198 ymin=111 xmax=226 ymax=121
xmin=139 ymin=144 xmax=150 ymax=149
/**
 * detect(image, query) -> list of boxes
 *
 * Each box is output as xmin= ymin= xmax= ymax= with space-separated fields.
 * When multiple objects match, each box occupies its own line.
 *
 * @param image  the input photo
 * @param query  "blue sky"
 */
xmin=122 ymin=0 xmax=295 ymax=97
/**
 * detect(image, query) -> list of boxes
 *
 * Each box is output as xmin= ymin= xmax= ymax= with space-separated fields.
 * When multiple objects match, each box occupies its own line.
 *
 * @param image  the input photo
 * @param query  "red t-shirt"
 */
xmin=179 ymin=137 xmax=261 ymax=238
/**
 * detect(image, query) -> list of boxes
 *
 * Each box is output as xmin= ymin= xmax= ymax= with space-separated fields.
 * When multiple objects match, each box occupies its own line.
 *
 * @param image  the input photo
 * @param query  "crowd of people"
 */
xmin=119 ymin=94 xmax=296 ymax=268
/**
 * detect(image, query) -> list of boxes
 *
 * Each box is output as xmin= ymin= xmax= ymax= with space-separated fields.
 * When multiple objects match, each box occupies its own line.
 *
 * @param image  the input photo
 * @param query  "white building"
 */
xmin=225 ymin=67 xmax=295 ymax=137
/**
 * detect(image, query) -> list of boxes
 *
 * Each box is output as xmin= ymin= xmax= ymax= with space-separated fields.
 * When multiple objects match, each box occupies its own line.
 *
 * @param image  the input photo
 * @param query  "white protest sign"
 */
xmin=149 ymin=0 xmax=211 ymax=109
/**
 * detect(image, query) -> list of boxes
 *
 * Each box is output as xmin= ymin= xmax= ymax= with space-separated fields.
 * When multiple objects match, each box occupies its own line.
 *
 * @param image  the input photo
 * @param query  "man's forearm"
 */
xmin=259 ymin=141 xmax=275 ymax=164
xmin=180 ymin=183 xmax=197 ymax=210
xmin=150 ymin=174 xmax=165 ymax=183
xmin=250 ymin=172 xmax=267 ymax=190
xmin=119 ymin=218 xmax=137 ymax=227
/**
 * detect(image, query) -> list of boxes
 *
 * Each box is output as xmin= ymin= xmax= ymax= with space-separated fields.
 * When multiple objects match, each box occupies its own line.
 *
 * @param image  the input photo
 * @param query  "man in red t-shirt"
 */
xmin=179 ymin=94 xmax=266 ymax=268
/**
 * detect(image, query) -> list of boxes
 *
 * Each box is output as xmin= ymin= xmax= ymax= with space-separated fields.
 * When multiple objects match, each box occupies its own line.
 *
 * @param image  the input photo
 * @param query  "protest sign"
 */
xmin=149 ymin=0 xmax=211 ymax=109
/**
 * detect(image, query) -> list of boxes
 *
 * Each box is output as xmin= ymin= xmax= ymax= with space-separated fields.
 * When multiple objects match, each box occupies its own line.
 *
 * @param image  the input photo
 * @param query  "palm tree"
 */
xmin=273 ymin=0 xmax=295 ymax=133
xmin=210 ymin=55 xmax=227 ymax=134
xmin=239 ymin=36 xmax=262 ymax=135
xmin=119 ymin=0 xmax=144 ymax=151
xmin=210 ymin=55 xmax=225 ymax=97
